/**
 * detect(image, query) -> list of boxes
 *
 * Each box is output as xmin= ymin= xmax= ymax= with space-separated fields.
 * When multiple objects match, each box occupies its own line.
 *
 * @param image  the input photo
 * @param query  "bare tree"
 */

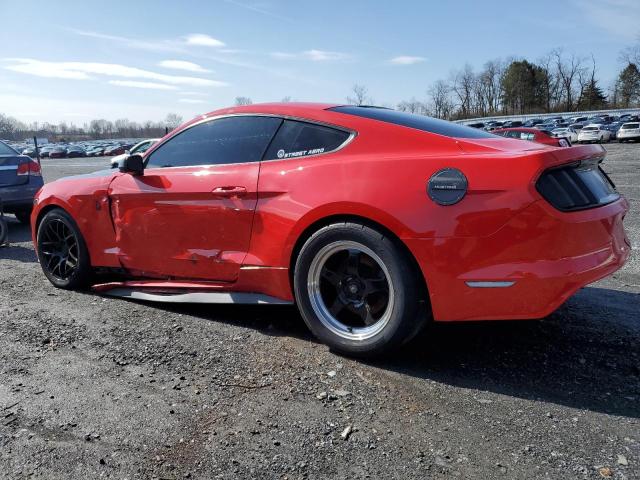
xmin=280 ymin=96 xmax=292 ymax=103
xmin=234 ymin=96 xmax=253 ymax=106
xmin=551 ymin=49 xmax=587 ymax=111
xmin=165 ymin=113 xmax=183 ymax=129
xmin=427 ymin=80 xmax=455 ymax=119
xmin=620 ymin=39 xmax=640 ymax=68
xmin=397 ymin=98 xmax=426 ymax=114
xmin=451 ymin=64 xmax=476 ymax=118
xmin=346 ymin=84 xmax=372 ymax=106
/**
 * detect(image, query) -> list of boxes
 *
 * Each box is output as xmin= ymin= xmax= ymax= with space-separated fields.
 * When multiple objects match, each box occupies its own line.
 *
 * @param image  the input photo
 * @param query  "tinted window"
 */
xmin=263 ymin=120 xmax=350 ymax=160
xmin=329 ymin=106 xmax=495 ymax=139
xmin=622 ymin=123 xmax=639 ymax=129
xmin=146 ymin=116 xmax=282 ymax=168
xmin=0 ymin=142 xmax=18 ymax=155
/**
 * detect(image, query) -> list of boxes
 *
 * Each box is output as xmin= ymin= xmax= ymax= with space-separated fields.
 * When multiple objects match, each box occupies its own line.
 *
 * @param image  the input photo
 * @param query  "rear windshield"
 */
xmin=582 ymin=127 xmax=598 ymax=131
xmin=328 ymin=106 xmax=496 ymax=139
xmin=622 ymin=123 xmax=639 ymax=129
xmin=0 ymin=142 xmax=18 ymax=155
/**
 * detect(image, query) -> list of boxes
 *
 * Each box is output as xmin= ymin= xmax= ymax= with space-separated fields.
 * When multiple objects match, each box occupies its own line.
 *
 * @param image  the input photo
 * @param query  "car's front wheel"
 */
xmin=36 ymin=209 xmax=92 ymax=289
xmin=294 ymin=222 xmax=426 ymax=357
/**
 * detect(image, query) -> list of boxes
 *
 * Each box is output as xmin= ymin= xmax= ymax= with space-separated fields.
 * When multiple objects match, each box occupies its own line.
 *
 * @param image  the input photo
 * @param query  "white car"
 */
xmin=551 ymin=127 xmax=578 ymax=144
xmin=617 ymin=122 xmax=640 ymax=143
xmin=577 ymin=124 xmax=611 ymax=144
xmin=110 ymin=138 xmax=159 ymax=168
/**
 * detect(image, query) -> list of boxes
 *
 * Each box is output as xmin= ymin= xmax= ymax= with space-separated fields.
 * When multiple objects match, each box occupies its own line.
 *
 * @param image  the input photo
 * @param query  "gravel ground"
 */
xmin=0 ymin=146 xmax=638 ymax=479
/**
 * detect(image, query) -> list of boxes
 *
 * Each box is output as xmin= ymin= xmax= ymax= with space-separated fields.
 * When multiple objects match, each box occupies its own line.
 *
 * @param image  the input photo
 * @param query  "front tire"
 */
xmin=294 ymin=222 xmax=425 ymax=357
xmin=36 ymin=209 xmax=92 ymax=289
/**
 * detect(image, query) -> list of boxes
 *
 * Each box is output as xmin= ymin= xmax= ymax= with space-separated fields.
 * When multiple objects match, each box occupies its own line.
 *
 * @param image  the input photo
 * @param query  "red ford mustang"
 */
xmin=32 ymin=103 xmax=631 ymax=356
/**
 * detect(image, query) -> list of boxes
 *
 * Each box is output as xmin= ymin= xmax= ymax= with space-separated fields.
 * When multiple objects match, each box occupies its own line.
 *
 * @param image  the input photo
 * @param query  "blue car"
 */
xmin=0 ymin=140 xmax=44 ymax=223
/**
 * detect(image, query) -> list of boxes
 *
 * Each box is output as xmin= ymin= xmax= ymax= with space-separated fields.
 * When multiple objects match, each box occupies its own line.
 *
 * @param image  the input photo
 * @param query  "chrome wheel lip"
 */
xmin=307 ymin=240 xmax=395 ymax=341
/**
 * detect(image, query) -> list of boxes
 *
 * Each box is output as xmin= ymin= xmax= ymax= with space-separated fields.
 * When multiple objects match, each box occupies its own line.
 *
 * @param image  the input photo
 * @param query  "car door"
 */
xmin=108 ymin=115 xmax=282 ymax=282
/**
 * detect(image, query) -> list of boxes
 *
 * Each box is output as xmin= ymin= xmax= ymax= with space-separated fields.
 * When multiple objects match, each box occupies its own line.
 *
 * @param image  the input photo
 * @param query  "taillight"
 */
xmin=16 ymin=160 xmax=42 ymax=177
xmin=30 ymin=160 xmax=42 ymax=176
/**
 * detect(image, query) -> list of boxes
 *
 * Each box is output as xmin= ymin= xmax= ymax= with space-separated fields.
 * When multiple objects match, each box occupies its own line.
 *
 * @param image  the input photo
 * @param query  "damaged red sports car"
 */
xmin=32 ymin=103 xmax=631 ymax=356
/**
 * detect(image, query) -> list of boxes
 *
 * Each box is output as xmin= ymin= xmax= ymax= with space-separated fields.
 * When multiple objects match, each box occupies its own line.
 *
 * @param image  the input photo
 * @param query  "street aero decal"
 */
xmin=276 ymin=147 xmax=325 ymax=159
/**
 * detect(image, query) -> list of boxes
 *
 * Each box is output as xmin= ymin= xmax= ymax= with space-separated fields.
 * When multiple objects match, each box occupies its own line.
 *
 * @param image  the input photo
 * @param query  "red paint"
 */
xmin=32 ymin=103 xmax=631 ymax=321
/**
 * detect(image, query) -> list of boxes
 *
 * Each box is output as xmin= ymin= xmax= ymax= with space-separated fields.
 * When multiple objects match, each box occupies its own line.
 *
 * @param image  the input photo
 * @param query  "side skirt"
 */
xmin=100 ymin=288 xmax=293 ymax=304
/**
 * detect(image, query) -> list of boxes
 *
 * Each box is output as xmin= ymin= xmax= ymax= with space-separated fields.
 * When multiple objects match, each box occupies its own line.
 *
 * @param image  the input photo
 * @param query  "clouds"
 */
xmin=271 ymin=49 xmax=350 ymax=61
xmin=158 ymin=60 xmax=211 ymax=73
xmin=184 ymin=34 xmax=226 ymax=48
xmin=573 ymin=0 xmax=640 ymax=40
xmin=3 ymin=58 xmax=227 ymax=89
xmin=390 ymin=56 xmax=426 ymax=65
xmin=109 ymin=81 xmax=178 ymax=90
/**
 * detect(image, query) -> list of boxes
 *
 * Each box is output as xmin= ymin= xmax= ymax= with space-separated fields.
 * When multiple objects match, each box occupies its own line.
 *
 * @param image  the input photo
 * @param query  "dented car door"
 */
xmin=108 ymin=115 xmax=282 ymax=282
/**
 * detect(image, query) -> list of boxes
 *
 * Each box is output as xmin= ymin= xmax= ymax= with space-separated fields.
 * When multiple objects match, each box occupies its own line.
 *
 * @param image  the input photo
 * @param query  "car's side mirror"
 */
xmin=119 ymin=154 xmax=144 ymax=176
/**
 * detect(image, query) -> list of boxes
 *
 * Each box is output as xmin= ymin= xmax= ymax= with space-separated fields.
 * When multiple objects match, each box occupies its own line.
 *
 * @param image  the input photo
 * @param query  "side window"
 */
xmin=263 ymin=120 xmax=350 ymax=160
xmin=133 ymin=141 xmax=153 ymax=154
xmin=146 ymin=116 xmax=282 ymax=168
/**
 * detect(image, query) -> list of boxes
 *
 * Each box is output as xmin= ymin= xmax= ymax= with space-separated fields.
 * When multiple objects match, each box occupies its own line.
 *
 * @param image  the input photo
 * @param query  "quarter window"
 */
xmin=146 ymin=116 xmax=282 ymax=168
xmin=263 ymin=120 xmax=350 ymax=160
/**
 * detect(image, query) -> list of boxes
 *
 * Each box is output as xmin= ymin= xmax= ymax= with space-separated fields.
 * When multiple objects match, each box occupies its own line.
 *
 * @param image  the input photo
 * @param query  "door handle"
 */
xmin=212 ymin=186 xmax=247 ymax=198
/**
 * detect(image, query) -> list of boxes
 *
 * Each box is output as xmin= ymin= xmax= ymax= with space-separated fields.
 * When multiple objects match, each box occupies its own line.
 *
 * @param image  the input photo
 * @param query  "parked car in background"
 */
xmin=568 ymin=116 xmax=588 ymax=124
xmin=104 ymin=144 xmax=128 ymax=156
xmin=66 ymin=146 xmax=86 ymax=158
xmin=523 ymin=118 xmax=544 ymax=127
xmin=110 ymin=138 xmax=159 ymax=168
xmin=577 ymin=125 xmax=611 ymax=143
xmin=39 ymin=146 xmax=56 ymax=158
xmin=501 ymin=120 xmax=523 ymax=128
xmin=48 ymin=146 xmax=67 ymax=158
xmin=21 ymin=147 xmax=39 ymax=158
xmin=551 ymin=127 xmax=578 ymax=144
xmin=493 ymin=127 xmax=571 ymax=147
xmin=0 ymin=140 xmax=43 ymax=223
xmin=617 ymin=122 xmax=640 ymax=142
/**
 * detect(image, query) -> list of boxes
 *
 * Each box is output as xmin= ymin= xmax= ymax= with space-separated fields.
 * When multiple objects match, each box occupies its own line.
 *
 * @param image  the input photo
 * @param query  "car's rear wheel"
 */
xmin=294 ymin=222 xmax=425 ymax=357
xmin=36 ymin=209 xmax=92 ymax=289
xmin=0 ymin=216 xmax=7 ymax=246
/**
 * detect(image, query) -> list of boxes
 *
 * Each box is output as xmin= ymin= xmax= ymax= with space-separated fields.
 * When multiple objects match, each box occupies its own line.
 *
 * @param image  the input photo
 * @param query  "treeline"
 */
xmin=0 ymin=113 xmax=184 ymax=142
xmin=389 ymin=42 xmax=640 ymax=120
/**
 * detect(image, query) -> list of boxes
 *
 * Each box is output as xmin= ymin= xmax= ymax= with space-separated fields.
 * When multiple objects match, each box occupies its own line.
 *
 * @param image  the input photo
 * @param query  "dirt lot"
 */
xmin=1 ymin=146 xmax=639 ymax=479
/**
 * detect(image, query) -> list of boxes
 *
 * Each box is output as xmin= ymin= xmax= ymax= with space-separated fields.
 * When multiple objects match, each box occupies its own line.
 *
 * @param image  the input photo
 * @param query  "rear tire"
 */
xmin=0 ymin=217 xmax=7 ymax=246
xmin=294 ymin=222 xmax=426 ymax=357
xmin=36 ymin=209 xmax=92 ymax=289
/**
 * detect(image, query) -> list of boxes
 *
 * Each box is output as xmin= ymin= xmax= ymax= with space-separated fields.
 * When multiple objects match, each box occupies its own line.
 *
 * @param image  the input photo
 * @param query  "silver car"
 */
xmin=577 ymin=124 xmax=611 ymax=144
xmin=617 ymin=122 xmax=640 ymax=143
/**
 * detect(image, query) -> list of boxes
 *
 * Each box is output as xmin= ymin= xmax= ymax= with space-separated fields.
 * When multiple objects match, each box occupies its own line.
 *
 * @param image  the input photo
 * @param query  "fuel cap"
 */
xmin=427 ymin=168 xmax=468 ymax=206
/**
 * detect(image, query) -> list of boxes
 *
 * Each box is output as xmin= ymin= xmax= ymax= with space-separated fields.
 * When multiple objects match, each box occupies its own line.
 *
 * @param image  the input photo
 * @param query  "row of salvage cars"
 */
xmin=493 ymin=122 xmax=640 ymax=147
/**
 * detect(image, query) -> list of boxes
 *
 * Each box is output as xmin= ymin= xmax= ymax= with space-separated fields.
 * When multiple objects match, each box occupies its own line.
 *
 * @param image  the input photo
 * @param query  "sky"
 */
xmin=1 ymin=0 xmax=639 ymax=124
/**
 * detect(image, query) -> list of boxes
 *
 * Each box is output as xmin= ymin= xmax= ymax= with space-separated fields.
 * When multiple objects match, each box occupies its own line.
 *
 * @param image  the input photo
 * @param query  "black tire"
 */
xmin=294 ymin=222 xmax=426 ymax=357
xmin=14 ymin=209 xmax=31 ymax=224
xmin=36 ymin=209 xmax=92 ymax=289
xmin=0 ymin=217 xmax=7 ymax=246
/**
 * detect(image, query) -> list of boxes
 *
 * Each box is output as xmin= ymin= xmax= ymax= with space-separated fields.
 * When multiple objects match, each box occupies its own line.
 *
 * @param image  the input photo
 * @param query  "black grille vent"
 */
xmin=536 ymin=162 xmax=619 ymax=212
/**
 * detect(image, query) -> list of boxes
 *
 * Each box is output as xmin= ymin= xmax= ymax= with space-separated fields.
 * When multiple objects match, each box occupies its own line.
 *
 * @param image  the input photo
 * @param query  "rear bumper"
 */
xmin=0 ymin=178 xmax=43 ymax=212
xmin=406 ymin=197 xmax=631 ymax=321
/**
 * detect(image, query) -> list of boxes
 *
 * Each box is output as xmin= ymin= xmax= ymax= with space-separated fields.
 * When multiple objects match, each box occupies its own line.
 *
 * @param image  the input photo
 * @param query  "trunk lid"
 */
xmin=0 ymin=155 xmax=29 ymax=187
